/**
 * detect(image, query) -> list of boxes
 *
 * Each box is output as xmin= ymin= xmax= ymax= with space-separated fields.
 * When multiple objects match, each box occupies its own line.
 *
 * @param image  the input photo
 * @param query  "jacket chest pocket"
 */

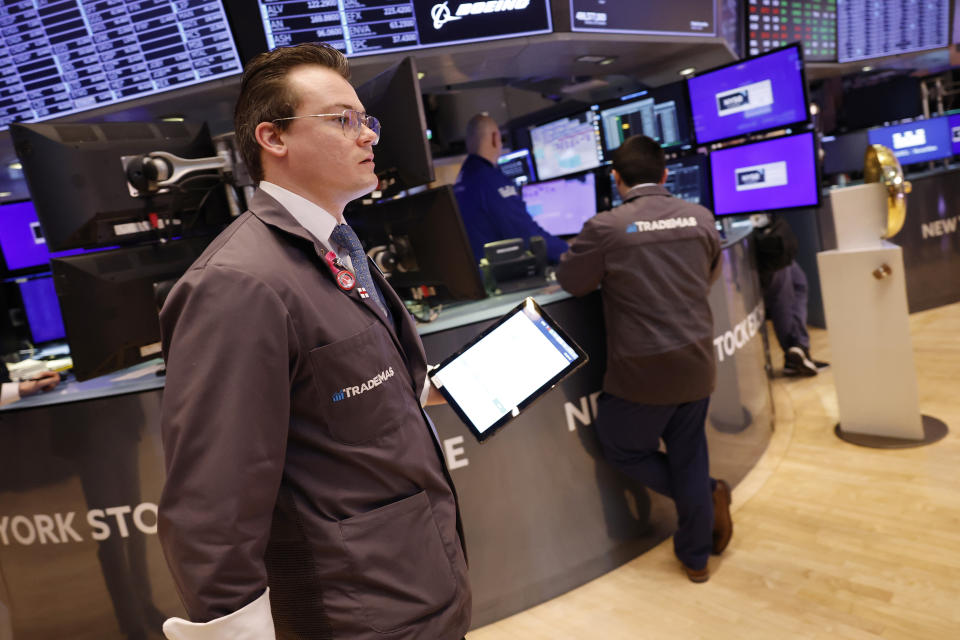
xmin=309 ymin=323 xmax=413 ymax=444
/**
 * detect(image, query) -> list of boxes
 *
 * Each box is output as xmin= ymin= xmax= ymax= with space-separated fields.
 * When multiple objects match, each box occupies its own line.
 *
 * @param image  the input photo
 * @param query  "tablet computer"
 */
xmin=428 ymin=297 xmax=588 ymax=442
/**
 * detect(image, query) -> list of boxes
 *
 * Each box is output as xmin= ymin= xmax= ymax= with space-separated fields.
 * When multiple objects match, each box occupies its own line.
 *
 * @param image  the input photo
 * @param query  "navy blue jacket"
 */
xmin=453 ymin=154 xmax=569 ymax=263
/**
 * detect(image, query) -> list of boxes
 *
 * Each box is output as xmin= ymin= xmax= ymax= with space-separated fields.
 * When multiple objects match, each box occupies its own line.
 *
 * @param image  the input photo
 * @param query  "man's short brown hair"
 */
xmin=611 ymin=135 xmax=666 ymax=187
xmin=234 ymin=43 xmax=351 ymax=182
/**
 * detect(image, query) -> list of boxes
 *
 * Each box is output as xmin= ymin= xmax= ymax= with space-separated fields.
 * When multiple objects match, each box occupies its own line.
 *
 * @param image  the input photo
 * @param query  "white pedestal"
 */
xmin=817 ymin=243 xmax=924 ymax=440
xmin=829 ymin=182 xmax=888 ymax=251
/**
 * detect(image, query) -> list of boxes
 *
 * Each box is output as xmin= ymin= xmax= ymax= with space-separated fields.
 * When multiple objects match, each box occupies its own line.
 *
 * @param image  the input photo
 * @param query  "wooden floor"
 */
xmin=468 ymin=302 xmax=960 ymax=640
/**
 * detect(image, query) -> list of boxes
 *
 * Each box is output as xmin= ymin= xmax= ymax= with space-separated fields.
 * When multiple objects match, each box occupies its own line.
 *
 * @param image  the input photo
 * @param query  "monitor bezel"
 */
xmin=709 ymin=130 xmax=822 ymax=217
xmin=687 ymin=42 xmax=812 ymax=146
xmin=595 ymin=80 xmax=695 ymax=154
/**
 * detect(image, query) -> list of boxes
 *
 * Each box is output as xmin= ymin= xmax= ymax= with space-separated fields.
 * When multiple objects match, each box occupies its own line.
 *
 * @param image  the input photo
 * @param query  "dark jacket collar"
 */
xmin=623 ymin=184 xmax=673 ymax=203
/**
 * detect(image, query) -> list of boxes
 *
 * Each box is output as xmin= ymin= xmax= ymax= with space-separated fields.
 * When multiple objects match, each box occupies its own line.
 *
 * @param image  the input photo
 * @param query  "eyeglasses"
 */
xmin=273 ymin=109 xmax=380 ymax=145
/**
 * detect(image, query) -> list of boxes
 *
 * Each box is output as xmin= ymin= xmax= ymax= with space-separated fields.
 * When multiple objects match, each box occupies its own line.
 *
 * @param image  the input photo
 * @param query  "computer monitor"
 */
xmin=710 ymin=132 xmax=820 ymax=216
xmin=521 ymin=171 xmax=598 ymax=236
xmin=355 ymin=57 xmax=433 ymax=193
xmin=747 ymin=0 xmax=838 ymax=62
xmin=345 ymin=186 xmax=486 ymax=303
xmin=665 ymin=154 xmax=713 ymax=211
xmin=14 ymin=275 xmax=66 ymax=345
xmin=10 ymin=121 xmax=229 ymax=252
xmin=599 ymin=81 xmax=693 ymax=153
xmin=821 ymin=130 xmax=870 ymax=176
xmin=687 ymin=44 xmax=810 ymax=145
xmin=866 ymin=117 xmax=953 ymax=166
xmin=50 ymin=237 xmax=212 ymax=381
xmin=837 ymin=0 xmax=949 ymax=63
xmin=529 ymin=110 xmax=604 ymax=181
xmin=0 ymin=200 xmax=106 ymax=274
xmin=498 ymin=149 xmax=537 ymax=187
xmin=951 ymin=114 xmax=960 ymax=156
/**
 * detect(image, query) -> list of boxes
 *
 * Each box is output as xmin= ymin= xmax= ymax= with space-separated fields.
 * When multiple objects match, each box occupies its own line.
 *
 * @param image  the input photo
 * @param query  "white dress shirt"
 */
xmin=0 ymin=383 xmax=19 ymax=407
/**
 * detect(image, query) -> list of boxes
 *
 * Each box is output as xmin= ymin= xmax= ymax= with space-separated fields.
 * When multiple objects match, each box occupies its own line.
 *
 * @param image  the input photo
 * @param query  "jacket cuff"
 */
xmin=163 ymin=589 xmax=274 ymax=640
xmin=0 ymin=382 xmax=20 ymax=408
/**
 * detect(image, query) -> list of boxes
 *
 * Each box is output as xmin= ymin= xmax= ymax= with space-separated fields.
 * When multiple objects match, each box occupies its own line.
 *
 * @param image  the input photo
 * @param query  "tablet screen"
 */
xmin=430 ymin=298 xmax=587 ymax=441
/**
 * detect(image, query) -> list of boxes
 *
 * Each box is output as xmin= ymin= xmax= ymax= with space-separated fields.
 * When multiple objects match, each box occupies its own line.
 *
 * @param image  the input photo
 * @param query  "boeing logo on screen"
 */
xmin=735 ymin=161 xmax=788 ymax=191
xmin=332 ymin=367 xmax=395 ymax=403
xmin=892 ymin=128 xmax=927 ymax=150
xmin=432 ymin=0 xmax=531 ymax=30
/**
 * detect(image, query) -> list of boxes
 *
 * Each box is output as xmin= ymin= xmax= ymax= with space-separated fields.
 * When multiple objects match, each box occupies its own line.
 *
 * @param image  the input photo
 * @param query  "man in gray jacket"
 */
xmin=158 ymin=43 xmax=470 ymax=639
xmin=557 ymin=136 xmax=733 ymax=583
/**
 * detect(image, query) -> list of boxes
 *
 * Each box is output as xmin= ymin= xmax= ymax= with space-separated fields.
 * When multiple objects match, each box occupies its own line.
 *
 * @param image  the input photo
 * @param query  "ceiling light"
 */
xmin=862 ymin=65 xmax=874 ymax=72
xmin=160 ymin=115 xmax=185 ymax=123
xmin=8 ymin=162 xmax=21 ymax=171
xmin=599 ymin=57 xmax=617 ymax=66
xmin=678 ymin=67 xmax=696 ymax=77
xmin=417 ymin=71 xmax=426 ymax=80
xmin=576 ymin=55 xmax=607 ymax=64
xmin=0 ymin=191 xmax=10 ymax=198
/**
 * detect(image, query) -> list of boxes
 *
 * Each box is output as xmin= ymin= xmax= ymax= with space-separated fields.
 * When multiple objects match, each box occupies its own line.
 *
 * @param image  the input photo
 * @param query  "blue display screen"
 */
xmin=0 ymin=201 xmax=97 ymax=272
xmin=687 ymin=45 xmax=809 ymax=144
xmin=17 ymin=275 xmax=66 ymax=344
xmin=867 ymin=117 xmax=953 ymax=165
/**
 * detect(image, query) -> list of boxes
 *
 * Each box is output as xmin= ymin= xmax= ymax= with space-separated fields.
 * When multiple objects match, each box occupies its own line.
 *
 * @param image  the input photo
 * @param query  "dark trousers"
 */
xmin=594 ymin=393 xmax=714 ymax=570
xmin=763 ymin=260 xmax=810 ymax=352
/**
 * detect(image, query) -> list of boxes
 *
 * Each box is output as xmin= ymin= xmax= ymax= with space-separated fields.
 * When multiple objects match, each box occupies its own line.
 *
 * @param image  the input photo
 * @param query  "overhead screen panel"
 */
xmin=687 ymin=44 xmax=809 ymax=145
xmin=570 ymin=0 xmax=717 ymax=36
xmin=529 ymin=111 xmax=604 ymax=181
xmin=0 ymin=0 xmax=242 ymax=131
xmin=867 ymin=117 xmax=953 ymax=165
xmin=256 ymin=0 xmax=552 ymax=56
xmin=710 ymin=131 xmax=819 ymax=216
xmin=837 ymin=0 xmax=950 ymax=63
xmin=747 ymin=0 xmax=838 ymax=62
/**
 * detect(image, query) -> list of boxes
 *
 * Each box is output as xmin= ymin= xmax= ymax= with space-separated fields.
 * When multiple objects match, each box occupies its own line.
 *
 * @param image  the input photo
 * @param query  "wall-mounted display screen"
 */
xmin=0 ymin=0 xmax=242 ymax=130
xmin=253 ymin=0 xmax=552 ymax=57
xmin=688 ymin=44 xmax=809 ymax=145
xmin=521 ymin=171 xmax=597 ymax=236
xmin=570 ymin=0 xmax=716 ymax=37
xmin=529 ymin=110 xmax=604 ymax=181
xmin=747 ymin=0 xmax=837 ymax=62
xmin=867 ymin=117 xmax=953 ymax=165
xmin=949 ymin=114 xmax=960 ymax=156
xmin=665 ymin=154 xmax=712 ymax=210
xmin=837 ymin=0 xmax=949 ymax=62
xmin=821 ymin=130 xmax=869 ymax=175
xmin=498 ymin=149 xmax=537 ymax=187
xmin=598 ymin=81 xmax=693 ymax=153
xmin=0 ymin=200 xmax=90 ymax=272
xmin=710 ymin=131 xmax=819 ymax=215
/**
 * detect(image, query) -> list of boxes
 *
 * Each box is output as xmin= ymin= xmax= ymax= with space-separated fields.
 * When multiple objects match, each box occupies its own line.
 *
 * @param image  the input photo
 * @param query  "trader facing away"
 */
xmin=158 ymin=43 xmax=470 ymax=639
xmin=454 ymin=113 xmax=568 ymax=263
xmin=557 ymin=135 xmax=733 ymax=584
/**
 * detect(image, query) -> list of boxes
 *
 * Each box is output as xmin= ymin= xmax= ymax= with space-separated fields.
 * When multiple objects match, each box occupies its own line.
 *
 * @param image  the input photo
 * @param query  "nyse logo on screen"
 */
xmin=431 ymin=0 xmax=531 ymax=30
xmin=952 ymin=126 xmax=960 ymax=144
xmin=716 ymin=80 xmax=774 ymax=116
xmin=892 ymin=128 xmax=927 ymax=149
xmin=735 ymin=161 xmax=788 ymax=191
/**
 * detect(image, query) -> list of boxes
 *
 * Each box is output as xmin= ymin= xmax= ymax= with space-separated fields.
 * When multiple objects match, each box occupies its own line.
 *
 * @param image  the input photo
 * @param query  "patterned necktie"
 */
xmin=329 ymin=223 xmax=391 ymax=320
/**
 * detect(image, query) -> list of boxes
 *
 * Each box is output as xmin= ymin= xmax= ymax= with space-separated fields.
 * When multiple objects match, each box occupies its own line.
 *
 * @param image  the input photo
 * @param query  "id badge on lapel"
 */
xmin=324 ymin=250 xmax=356 ymax=291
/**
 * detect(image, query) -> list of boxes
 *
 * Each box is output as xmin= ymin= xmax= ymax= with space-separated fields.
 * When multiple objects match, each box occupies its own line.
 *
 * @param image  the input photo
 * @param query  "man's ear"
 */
xmin=255 ymin=121 xmax=287 ymax=160
xmin=659 ymin=167 xmax=669 ymax=185
xmin=611 ymin=169 xmax=623 ymax=189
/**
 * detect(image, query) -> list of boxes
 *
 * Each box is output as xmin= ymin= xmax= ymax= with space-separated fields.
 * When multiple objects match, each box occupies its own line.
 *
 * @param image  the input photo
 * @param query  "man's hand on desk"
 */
xmin=19 ymin=371 xmax=61 ymax=396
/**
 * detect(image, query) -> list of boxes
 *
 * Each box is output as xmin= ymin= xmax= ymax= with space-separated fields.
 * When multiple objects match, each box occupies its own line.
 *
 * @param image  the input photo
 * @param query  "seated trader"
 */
xmin=158 ymin=43 xmax=470 ymax=639
xmin=557 ymin=136 xmax=733 ymax=583
xmin=454 ymin=113 xmax=568 ymax=263
xmin=0 ymin=361 xmax=60 ymax=407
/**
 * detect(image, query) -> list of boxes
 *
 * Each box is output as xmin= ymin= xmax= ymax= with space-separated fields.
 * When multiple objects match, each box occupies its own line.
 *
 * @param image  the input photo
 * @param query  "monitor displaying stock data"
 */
xmin=521 ymin=171 xmax=597 ymax=236
xmin=710 ymin=131 xmax=819 ymax=216
xmin=598 ymin=81 xmax=693 ymax=153
xmin=747 ymin=0 xmax=838 ymax=62
xmin=570 ymin=0 xmax=716 ymax=36
xmin=0 ymin=0 xmax=243 ymax=130
xmin=498 ymin=148 xmax=537 ymax=187
xmin=837 ymin=0 xmax=950 ymax=62
xmin=252 ymin=0 xmax=552 ymax=57
xmin=529 ymin=110 xmax=604 ymax=181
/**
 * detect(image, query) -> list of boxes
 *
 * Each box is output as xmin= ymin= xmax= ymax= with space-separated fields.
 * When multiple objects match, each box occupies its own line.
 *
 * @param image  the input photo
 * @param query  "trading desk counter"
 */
xmin=0 ymin=229 xmax=772 ymax=637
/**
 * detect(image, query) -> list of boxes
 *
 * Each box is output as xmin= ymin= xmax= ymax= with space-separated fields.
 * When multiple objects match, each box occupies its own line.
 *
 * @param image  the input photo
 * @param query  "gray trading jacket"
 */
xmin=158 ymin=190 xmax=471 ymax=639
xmin=557 ymin=184 xmax=722 ymax=405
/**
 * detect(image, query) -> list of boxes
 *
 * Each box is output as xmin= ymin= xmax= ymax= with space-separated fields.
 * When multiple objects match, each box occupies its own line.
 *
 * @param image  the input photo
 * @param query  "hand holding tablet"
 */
xmin=429 ymin=298 xmax=587 ymax=442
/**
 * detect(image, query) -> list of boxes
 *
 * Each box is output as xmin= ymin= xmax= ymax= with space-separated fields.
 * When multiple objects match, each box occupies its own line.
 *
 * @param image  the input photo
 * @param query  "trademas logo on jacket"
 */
xmin=332 ymin=367 xmax=395 ymax=403
xmin=626 ymin=217 xmax=697 ymax=233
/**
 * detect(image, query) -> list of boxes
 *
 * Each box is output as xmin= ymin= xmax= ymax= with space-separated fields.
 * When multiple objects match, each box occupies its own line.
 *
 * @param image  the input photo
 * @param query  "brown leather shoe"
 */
xmin=682 ymin=563 xmax=710 ymax=583
xmin=712 ymin=479 xmax=733 ymax=555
